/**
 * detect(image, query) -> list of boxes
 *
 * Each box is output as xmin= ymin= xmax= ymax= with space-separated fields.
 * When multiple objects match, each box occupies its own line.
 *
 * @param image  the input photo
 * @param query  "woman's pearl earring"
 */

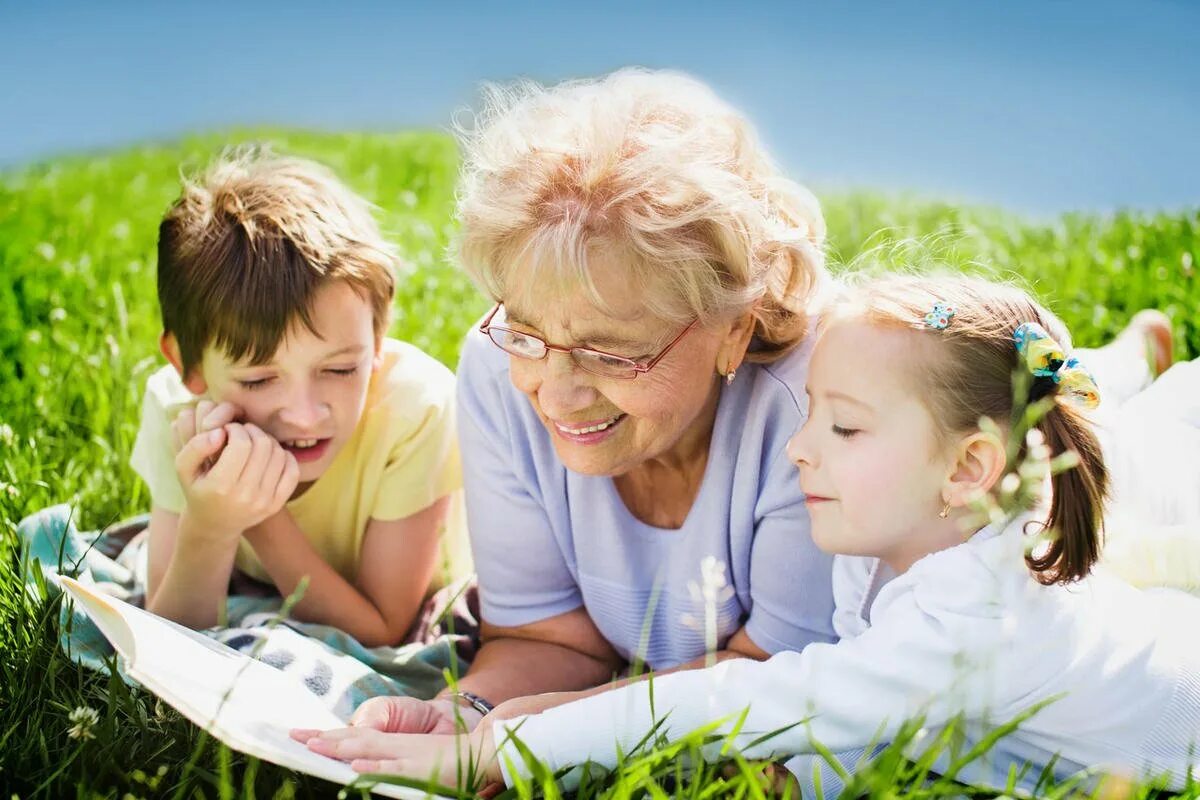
xmin=725 ymin=363 xmax=737 ymax=385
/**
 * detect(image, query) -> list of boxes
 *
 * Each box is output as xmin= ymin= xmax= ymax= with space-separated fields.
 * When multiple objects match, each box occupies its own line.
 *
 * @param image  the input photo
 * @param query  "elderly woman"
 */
xmin=337 ymin=69 xmax=836 ymax=734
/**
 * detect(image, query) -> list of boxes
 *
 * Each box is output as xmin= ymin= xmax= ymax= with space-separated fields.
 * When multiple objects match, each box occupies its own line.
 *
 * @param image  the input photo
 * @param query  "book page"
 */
xmin=58 ymin=577 xmax=445 ymax=799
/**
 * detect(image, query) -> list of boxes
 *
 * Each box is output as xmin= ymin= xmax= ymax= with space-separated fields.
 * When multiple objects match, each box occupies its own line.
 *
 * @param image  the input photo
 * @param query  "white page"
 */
xmin=59 ymin=576 xmax=450 ymax=799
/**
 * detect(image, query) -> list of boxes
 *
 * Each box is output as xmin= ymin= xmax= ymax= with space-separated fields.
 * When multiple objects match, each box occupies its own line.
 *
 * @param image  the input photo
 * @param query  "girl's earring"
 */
xmin=938 ymin=502 xmax=952 ymax=519
xmin=725 ymin=363 xmax=737 ymax=386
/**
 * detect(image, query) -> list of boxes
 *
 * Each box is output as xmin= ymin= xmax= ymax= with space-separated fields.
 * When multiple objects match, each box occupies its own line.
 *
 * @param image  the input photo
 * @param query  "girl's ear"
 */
xmin=943 ymin=430 xmax=1007 ymax=510
xmin=159 ymin=332 xmax=208 ymax=395
xmin=714 ymin=310 xmax=756 ymax=376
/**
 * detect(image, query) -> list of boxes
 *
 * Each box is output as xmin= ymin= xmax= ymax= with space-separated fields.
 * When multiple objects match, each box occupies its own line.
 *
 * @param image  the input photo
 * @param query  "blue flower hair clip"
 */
xmin=924 ymin=302 xmax=956 ymax=330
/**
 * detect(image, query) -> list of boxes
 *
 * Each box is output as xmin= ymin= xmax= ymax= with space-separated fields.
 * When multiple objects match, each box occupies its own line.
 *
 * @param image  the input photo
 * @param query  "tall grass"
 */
xmin=0 ymin=131 xmax=1196 ymax=797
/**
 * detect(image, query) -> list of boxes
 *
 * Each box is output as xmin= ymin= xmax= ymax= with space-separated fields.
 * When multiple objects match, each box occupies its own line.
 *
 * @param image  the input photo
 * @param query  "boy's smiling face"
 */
xmin=179 ymin=281 xmax=382 ymax=486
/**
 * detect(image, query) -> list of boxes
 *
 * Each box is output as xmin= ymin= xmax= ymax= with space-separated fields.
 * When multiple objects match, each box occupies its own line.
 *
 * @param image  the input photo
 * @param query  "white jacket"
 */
xmin=496 ymin=514 xmax=1200 ymax=792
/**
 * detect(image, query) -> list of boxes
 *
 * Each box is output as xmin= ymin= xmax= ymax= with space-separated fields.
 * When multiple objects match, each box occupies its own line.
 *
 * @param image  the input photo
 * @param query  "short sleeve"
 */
xmin=742 ymin=437 xmax=837 ymax=654
xmin=370 ymin=383 xmax=462 ymax=521
xmin=457 ymin=332 xmax=583 ymax=626
xmin=129 ymin=368 xmax=188 ymax=513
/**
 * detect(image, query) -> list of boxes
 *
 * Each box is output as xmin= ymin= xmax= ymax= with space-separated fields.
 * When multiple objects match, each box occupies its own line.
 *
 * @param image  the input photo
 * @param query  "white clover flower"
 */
xmin=67 ymin=706 xmax=99 ymax=741
xmin=0 ymin=423 xmax=13 ymax=445
xmin=684 ymin=556 xmax=735 ymax=664
xmin=49 ymin=308 xmax=67 ymax=322
xmin=697 ymin=555 xmax=734 ymax=604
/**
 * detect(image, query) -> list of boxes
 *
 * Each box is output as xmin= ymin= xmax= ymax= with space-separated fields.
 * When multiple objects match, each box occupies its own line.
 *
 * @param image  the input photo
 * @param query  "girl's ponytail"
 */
xmin=1028 ymin=404 xmax=1109 ymax=584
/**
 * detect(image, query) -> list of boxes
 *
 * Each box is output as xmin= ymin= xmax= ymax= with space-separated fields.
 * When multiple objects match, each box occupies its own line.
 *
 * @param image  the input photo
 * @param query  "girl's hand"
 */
xmin=288 ymin=726 xmax=503 ymax=790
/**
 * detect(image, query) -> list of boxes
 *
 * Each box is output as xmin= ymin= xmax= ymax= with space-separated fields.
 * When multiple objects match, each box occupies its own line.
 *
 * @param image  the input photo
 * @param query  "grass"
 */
xmin=1 ymin=130 xmax=1197 ymax=798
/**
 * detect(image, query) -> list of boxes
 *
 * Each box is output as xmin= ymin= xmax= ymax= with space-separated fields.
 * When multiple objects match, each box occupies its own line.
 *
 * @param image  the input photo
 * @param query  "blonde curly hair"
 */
xmin=454 ymin=68 xmax=827 ymax=363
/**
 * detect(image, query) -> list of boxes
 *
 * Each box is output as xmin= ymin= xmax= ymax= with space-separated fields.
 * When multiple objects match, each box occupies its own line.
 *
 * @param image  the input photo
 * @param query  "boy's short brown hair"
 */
xmin=157 ymin=148 xmax=399 ymax=375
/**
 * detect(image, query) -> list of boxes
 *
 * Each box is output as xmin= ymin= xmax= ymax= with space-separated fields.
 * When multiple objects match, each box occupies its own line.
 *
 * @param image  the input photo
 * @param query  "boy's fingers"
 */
xmin=206 ymin=424 xmax=252 ymax=487
xmin=261 ymin=445 xmax=290 ymax=498
xmin=193 ymin=400 xmax=215 ymax=435
xmin=238 ymin=424 xmax=277 ymax=485
xmin=273 ymin=452 xmax=300 ymax=507
xmin=200 ymin=401 xmax=241 ymax=432
xmin=175 ymin=428 xmax=227 ymax=478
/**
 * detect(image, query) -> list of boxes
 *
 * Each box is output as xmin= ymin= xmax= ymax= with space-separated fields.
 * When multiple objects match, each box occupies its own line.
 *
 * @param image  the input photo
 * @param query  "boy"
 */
xmin=131 ymin=149 xmax=466 ymax=647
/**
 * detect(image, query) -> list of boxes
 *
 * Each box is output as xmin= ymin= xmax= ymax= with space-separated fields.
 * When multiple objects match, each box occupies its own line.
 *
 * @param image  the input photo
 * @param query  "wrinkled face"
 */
xmin=500 ymin=268 xmax=733 ymax=477
xmin=786 ymin=320 xmax=953 ymax=570
xmin=193 ymin=282 xmax=381 ymax=485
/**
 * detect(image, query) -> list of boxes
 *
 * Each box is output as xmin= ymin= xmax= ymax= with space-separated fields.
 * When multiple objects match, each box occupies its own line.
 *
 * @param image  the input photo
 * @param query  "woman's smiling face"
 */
xmin=500 ymin=270 xmax=742 ymax=477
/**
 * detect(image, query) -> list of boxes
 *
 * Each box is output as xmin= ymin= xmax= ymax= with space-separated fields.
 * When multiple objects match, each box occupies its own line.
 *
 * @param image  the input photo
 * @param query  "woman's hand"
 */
xmin=347 ymin=696 xmax=482 ymax=734
xmin=289 ymin=724 xmax=503 ymax=789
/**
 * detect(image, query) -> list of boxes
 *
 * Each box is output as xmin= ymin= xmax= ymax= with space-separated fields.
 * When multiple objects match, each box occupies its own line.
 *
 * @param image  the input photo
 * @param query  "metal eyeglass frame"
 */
xmin=478 ymin=302 xmax=698 ymax=380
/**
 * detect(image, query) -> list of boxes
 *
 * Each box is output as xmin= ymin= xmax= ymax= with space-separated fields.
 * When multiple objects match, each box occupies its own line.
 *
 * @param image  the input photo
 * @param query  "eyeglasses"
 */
xmin=479 ymin=303 xmax=698 ymax=380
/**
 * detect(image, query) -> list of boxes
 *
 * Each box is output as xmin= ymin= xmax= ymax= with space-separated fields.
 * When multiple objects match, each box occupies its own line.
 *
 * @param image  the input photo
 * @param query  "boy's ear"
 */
xmin=371 ymin=334 xmax=385 ymax=371
xmin=943 ymin=430 xmax=1007 ymax=510
xmin=159 ymin=332 xmax=208 ymax=395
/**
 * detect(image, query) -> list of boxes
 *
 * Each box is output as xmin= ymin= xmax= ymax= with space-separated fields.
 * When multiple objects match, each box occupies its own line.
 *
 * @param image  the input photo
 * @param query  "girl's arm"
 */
xmin=488 ymin=577 xmax=1009 ymax=784
xmin=243 ymin=497 xmax=448 ymax=647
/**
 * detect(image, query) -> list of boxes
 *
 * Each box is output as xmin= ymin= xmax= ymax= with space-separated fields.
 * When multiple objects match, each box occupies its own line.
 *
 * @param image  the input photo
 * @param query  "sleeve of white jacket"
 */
xmin=494 ymin=570 xmax=1011 ymax=785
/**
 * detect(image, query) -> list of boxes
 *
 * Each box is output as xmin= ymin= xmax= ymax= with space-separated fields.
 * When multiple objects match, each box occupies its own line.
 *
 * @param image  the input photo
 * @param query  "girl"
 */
xmin=296 ymin=275 xmax=1200 ymax=794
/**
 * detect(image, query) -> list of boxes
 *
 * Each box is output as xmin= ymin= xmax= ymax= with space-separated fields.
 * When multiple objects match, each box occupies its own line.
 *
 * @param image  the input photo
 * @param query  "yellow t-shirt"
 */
xmin=129 ymin=338 xmax=470 ymax=588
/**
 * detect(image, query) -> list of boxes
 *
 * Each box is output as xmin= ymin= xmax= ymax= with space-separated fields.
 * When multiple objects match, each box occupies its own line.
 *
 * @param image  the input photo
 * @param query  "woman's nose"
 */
xmin=534 ymin=353 xmax=597 ymax=417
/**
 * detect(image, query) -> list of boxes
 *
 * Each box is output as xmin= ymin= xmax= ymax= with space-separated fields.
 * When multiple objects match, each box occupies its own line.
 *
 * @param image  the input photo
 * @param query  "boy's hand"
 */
xmin=170 ymin=400 xmax=243 ymax=455
xmin=175 ymin=423 xmax=299 ymax=537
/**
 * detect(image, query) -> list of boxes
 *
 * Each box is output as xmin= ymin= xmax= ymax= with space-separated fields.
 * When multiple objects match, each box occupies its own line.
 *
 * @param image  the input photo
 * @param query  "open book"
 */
xmin=59 ymin=576 xmax=443 ymax=799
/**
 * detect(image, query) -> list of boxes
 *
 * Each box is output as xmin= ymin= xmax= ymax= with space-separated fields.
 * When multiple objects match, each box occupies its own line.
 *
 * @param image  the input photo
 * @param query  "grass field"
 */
xmin=1 ymin=131 xmax=1197 ymax=798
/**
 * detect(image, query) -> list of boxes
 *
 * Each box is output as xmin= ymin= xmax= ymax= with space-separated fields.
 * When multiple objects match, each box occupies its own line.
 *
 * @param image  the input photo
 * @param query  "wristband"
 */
xmin=451 ymin=690 xmax=495 ymax=717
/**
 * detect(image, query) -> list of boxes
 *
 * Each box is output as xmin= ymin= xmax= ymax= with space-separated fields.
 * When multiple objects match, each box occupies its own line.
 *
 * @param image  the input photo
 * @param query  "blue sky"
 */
xmin=2 ymin=0 xmax=1197 ymax=215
